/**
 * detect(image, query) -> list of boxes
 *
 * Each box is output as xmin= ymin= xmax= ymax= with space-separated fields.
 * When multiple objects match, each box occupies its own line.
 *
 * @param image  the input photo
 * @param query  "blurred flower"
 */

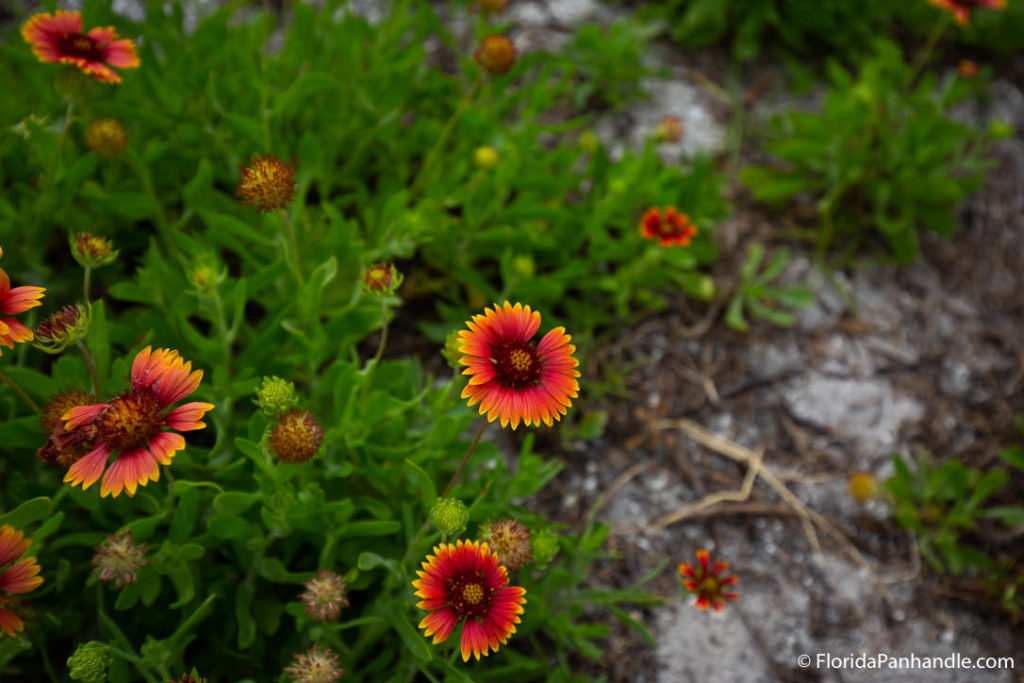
xmin=67 ymin=641 xmax=110 ymax=681
xmin=92 ymin=529 xmax=148 ymax=589
xmin=268 ymin=409 xmax=323 ymax=463
xmin=71 ymin=233 xmax=118 ymax=268
xmin=847 ymin=471 xmax=879 ymax=503
xmin=530 ymin=528 xmax=560 ymax=569
xmin=472 ymin=0 xmax=508 ymax=14
xmin=32 ymin=303 xmax=91 ymax=354
xmin=299 ymin=570 xmax=350 ymax=622
xmin=430 ymin=497 xmax=469 ymax=537
xmin=22 ymin=10 xmax=140 ymax=84
xmin=284 ymin=644 xmax=344 ymax=683
xmin=359 ymin=263 xmax=403 ymax=297
xmin=928 ymin=0 xmax=1005 ymax=25
xmin=678 ymin=549 xmax=738 ymax=612
xmin=38 ymin=389 xmax=98 ymax=468
xmin=473 ymin=146 xmax=499 ymax=169
xmin=458 ymin=301 xmax=580 ymax=430
xmin=640 ymin=206 xmax=697 ymax=247
xmin=0 ymin=246 xmax=46 ymax=356
xmin=85 ymin=118 xmax=128 ymax=157
xmin=254 ymin=376 xmax=298 ymax=416
xmin=474 ymin=34 xmax=516 ymax=75
xmin=413 ymin=539 xmax=526 ymax=661
xmin=957 ymin=59 xmax=979 ymax=78
xmin=0 ymin=524 xmax=44 ymax=638
xmin=478 ymin=518 xmax=532 ymax=571
xmin=61 ymin=346 xmax=215 ymax=498
xmin=654 ymin=115 xmax=684 ymax=143
xmin=236 ymin=155 xmax=297 ymax=213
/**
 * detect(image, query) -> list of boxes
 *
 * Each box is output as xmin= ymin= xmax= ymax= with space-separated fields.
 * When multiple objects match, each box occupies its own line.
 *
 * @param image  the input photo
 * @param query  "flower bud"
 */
xmin=579 ymin=130 xmax=598 ymax=154
xmin=442 ymin=329 xmax=463 ymax=369
xmin=32 ymin=303 xmax=91 ymax=354
xmin=430 ymin=497 xmax=469 ymax=537
xmin=989 ymin=120 xmax=1014 ymax=140
xmin=236 ymin=155 xmax=297 ymax=213
xmin=473 ymin=146 xmax=499 ymax=170
xmin=958 ymin=59 xmax=979 ymax=78
xmin=67 ymin=641 xmax=110 ymax=682
xmin=71 ymin=233 xmax=118 ymax=268
xmin=85 ymin=118 xmax=128 ymax=157
xmin=847 ymin=471 xmax=879 ymax=503
xmin=530 ymin=528 xmax=560 ymax=569
xmin=474 ymin=34 xmax=516 ymax=75
xmin=359 ymin=263 xmax=403 ymax=297
xmin=478 ymin=517 xmax=531 ymax=570
xmin=654 ymin=115 xmax=684 ymax=143
xmin=268 ymin=409 xmax=324 ymax=463
xmin=254 ymin=376 xmax=298 ymax=417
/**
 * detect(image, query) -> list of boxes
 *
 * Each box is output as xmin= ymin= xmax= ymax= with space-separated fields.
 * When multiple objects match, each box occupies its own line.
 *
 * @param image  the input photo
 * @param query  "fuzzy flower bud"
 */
xmin=530 ymin=528 xmax=560 ymax=569
xmin=474 ymin=34 xmax=516 ymax=75
xmin=847 ymin=471 xmax=879 ymax=503
xmin=473 ymin=146 xmax=499 ymax=170
xmin=236 ymin=155 xmax=297 ymax=213
xmin=92 ymin=529 xmax=148 ymax=589
xmin=268 ymin=409 xmax=324 ymax=463
xmin=477 ymin=517 xmax=532 ymax=570
xmin=71 ymin=233 xmax=118 ymax=268
xmin=299 ymin=570 xmax=350 ymax=622
xmin=85 ymin=118 xmax=128 ymax=157
xmin=254 ymin=376 xmax=298 ymax=417
xmin=359 ymin=263 xmax=403 ymax=297
xmin=442 ymin=329 xmax=463 ymax=369
xmin=67 ymin=641 xmax=110 ymax=682
xmin=654 ymin=115 xmax=684 ymax=143
xmin=430 ymin=497 xmax=469 ymax=537
xmin=32 ymin=303 xmax=91 ymax=354
xmin=284 ymin=645 xmax=344 ymax=683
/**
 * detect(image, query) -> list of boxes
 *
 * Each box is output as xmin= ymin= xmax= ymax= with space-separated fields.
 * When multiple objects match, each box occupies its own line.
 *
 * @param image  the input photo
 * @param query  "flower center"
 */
xmin=96 ymin=391 xmax=163 ymax=453
xmin=492 ymin=341 xmax=542 ymax=390
xmin=699 ymin=577 xmax=719 ymax=594
xmin=58 ymin=33 xmax=104 ymax=62
xmin=449 ymin=574 xmax=493 ymax=619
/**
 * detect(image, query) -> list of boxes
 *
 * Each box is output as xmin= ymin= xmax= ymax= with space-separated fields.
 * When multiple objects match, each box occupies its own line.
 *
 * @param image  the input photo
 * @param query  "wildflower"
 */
xmin=640 ymin=206 xmax=698 ymax=247
xmin=38 ymin=389 xmax=98 ymax=468
xmin=654 ymin=115 xmax=684 ymax=143
xmin=0 ymin=246 xmax=46 ymax=356
xmin=530 ymin=528 xmax=560 ymax=569
xmin=478 ymin=518 xmax=532 ymax=571
xmin=22 ymin=10 xmax=140 ymax=84
xmin=928 ymin=0 xmax=1005 ymax=26
xmin=474 ymin=34 xmax=516 ymax=75
xmin=429 ymin=497 xmax=469 ymax=537
xmin=92 ymin=529 xmax=148 ymax=588
xmin=61 ymin=346 xmax=215 ymax=498
xmin=958 ymin=59 xmax=979 ymax=78
xmin=32 ymin=303 xmax=91 ymax=354
xmin=359 ymin=263 xmax=403 ymax=297
xmin=458 ymin=301 xmax=580 ymax=430
xmin=254 ymin=376 xmax=298 ymax=416
xmin=268 ymin=409 xmax=323 ymax=463
xmin=473 ymin=146 xmax=499 ymax=170
xmin=678 ymin=549 xmax=738 ymax=612
xmin=67 ymin=641 xmax=110 ymax=681
xmin=85 ymin=118 xmax=128 ymax=157
xmin=284 ymin=644 xmax=344 ymax=683
xmin=847 ymin=471 xmax=879 ymax=503
xmin=71 ymin=233 xmax=118 ymax=268
xmin=0 ymin=524 xmax=44 ymax=637
xmin=299 ymin=570 xmax=350 ymax=622
xmin=472 ymin=0 xmax=508 ymax=14
xmin=413 ymin=539 xmax=527 ymax=661
xmin=236 ymin=155 xmax=297 ymax=213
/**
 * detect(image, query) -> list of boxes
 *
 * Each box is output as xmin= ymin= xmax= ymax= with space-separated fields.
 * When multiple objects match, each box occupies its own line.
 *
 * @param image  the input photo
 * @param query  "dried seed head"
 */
xmin=236 ymin=155 xmax=297 ymax=213
xmin=268 ymin=409 xmax=324 ymax=463
xmin=478 ymin=518 xmax=532 ymax=570
xmin=474 ymin=34 xmax=516 ymax=75
xmin=92 ymin=529 xmax=148 ymax=589
xmin=299 ymin=570 xmax=350 ymax=622
xmin=85 ymin=118 xmax=128 ymax=157
xmin=284 ymin=644 xmax=344 ymax=683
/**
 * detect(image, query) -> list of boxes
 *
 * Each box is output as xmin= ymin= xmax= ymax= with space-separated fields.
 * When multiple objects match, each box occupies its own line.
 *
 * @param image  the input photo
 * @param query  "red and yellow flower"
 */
xmin=928 ymin=0 xmax=1005 ymax=26
xmin=413 ymin=539 xmax=527 ymax=662
xmin=458 ymin=302 xmax=579 ymax=430
xmin=61 ymin=346 xmax=214 ymax=498
xmin=678 ymin=549 xmax=738 ymax=612
xmin=640 ymin=206 xmax=697 ymax=247
xmin=0 ymin=246 xmax=46 ymax=356
xmin=0 ymin=525 xmax=44 ymax=637
xmin=22 ymin=10 xmax=140 ymax=84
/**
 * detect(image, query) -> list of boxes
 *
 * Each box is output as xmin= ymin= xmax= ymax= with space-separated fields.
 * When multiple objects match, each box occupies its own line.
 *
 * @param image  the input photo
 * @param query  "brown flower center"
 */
xmin=96 ymin=392 xmax=163 ymax=453
xmin=492 ymin=341 xmax=541 ymax=390
xmin=449 ymin=574 xmax=493 ymax=619
xmin=59 ymin=34 xmax=104 ymax=62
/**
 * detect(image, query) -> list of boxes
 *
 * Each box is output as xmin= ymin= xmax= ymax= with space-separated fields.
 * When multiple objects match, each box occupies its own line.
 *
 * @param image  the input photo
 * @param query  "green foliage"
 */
xmin=724 ymin=244 xmax=813 ymax=332
xmin=563 ymin=17 xmax=659 ymax=109
xmin=741 ymin=40 xmax=996 ymax=263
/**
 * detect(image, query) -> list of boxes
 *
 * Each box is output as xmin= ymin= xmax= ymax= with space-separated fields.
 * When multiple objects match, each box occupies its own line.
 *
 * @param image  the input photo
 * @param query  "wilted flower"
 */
xmin=299 ymin=570 xmax=350 ymax=622
xmin=85 ymin=118 xmax=128 ymax=157
xmin=268 ymin=409 xmax=324 ymax=463
xmin=92 ymin=529 xmax=148 ymax=589
xmin=38 ymin=389 xmax=98 ymax=468
xmin=654 ymin=115 xmax=684 ymax=143
xmin=474 ymin=34 xmax=516 ymax=75
xmin=473 ymin=146 xmax=499 ymax=170
xmin=639 ymin=206 xmax=698 ymax=247
xmin=67 ymin=641 xmax=110 ymax=681
xmin=0 ymin=524 xmax=44 ymax=637
xmin=0 ymin=246 xmax=46 ymax=356
xmin=22 ymin=10 xmax=140 ymax=84
xmin=430 ymin=497 xmax=469 ymax=537
xmin=928 ymin=0 xmax=1005 ymax=26
xmin=847 ymin=471 xmax=879 ymax=503
xmin=413 ymin=540 xmax=527 ymax=661
xmin=678 ymin=549 xmax=738 ymax=612
xmin=478 ymin=518 xmax=532 ymax=571
xmin=359 ymin=263 xmax=403 ymax=297
xmin=62 ymin=347 xmax=215 ymax=498
xmin=71 ymin=233 xmax=118 ymax=268
xmin=236 ymin=155 xmax=297 ymax=213
xmin=458 ymin=301 xmax=580 ymax=430
xmin=32 ymin=303 xmax=91 ymax=354
xmin=254 ymin=376 xmax=298 ymax=416
xmin=284 ymin=644 xmax=344 ymax=683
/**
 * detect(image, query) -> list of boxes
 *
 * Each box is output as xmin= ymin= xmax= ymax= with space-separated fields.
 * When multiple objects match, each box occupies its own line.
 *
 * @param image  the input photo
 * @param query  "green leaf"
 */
xmin=356 ymin=551 xmax=402 ymax=579
xmin=0 ymin=497 xmax=52 ymax=529
xmin=998 ymin=446 xmax=1024 ymax=473
xmin=340 ymin=520 xmax=401 ymax=538
xmin=169 ymin=484 xmax=200 ymax=543
xmin=403 ymin=459 xmax=437 ymax=514
xmin=382 ymin=602 xmax=431 ymax=663
xmin=212 ymin=491 xmax=261 ymax=516
xmin=981 ymin=506 xmax=1024 ymax=526
xmin=208 ymin=516 xmax=253 ymax=540
xmin=724 ymin=295 xmax=749 ymax=332
xmin=236 ymin=581 xmax=256 ymax=649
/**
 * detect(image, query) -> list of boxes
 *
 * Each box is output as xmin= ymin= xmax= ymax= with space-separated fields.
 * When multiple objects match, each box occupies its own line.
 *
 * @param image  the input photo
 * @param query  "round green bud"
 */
xmin=254 ymin=376 xmax=298 ymax=417
xmin=473 ymin=146 xmax=499 ymax=170
xmin=68 ymin=641 xmax=110 ymax=682
xmin=430 ymin=497 xmax=469 ymax=537
xmin=531 ymin=529 xmax=560 ymax=570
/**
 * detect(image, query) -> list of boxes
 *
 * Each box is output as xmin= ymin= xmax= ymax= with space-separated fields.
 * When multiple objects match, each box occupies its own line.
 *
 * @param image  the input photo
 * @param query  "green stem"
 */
xmin=409 ymin=77 xmax=481 ymax=199
xmin=278 ymin=208 xmax=303 ymax=286
xmin=75 ymin=339 xmax=100 ymax=397
xmin=83 ymin=265 xmax=92 ymax=304
xmin=908 ymin=15 xmax=951 ymax=88
xmin=361 ymin=299 xmax=390 ymax=399
xmin=0 ymin=367 xmax=41 ymax=414
xmin=28 ymin=102 xmax=74 ymax=237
